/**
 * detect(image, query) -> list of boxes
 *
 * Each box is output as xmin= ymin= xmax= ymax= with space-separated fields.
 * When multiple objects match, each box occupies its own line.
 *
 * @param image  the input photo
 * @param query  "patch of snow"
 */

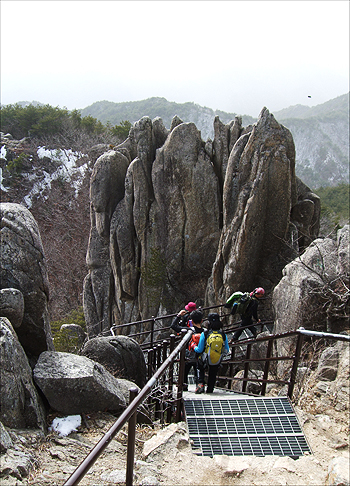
xmin=49 ymin=415 xmax=82 ymax=436
xmin=37 ymin=146 xmax=83 ymax=169
xmin=0 ymin=145 xmax=7 ymax=160
xmin=24 ymin=146 xmax=88 ymax=208
xmin=0 ymin=167 xmax=9 ymax=192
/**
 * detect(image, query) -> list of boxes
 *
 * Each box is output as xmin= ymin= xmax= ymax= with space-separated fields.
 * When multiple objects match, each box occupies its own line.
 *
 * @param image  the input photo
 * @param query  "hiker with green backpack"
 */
xmin=194 ymin=313 xmax=229 ymax=394
xmin=225 ymin=287 xmax=265 ymax=342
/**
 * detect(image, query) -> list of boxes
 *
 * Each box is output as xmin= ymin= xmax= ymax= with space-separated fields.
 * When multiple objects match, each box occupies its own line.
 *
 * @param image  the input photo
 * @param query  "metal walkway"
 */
xmin=183 ymin=385 xmax=311 ymax=458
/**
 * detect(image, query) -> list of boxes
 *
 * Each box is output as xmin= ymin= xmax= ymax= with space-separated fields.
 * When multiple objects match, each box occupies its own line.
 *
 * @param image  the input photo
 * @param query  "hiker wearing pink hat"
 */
xmin=170 ymin=302 xmax=205 ymax=391
xmin=185 ymin=302 xmax=197 ymax=312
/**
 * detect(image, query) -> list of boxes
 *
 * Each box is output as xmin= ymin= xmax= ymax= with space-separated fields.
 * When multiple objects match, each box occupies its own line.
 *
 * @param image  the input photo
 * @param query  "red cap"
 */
xmin=185 ymin=302 xmax=197 ymax=312
xmin=250 ymin=287 xmax=265 ymax=297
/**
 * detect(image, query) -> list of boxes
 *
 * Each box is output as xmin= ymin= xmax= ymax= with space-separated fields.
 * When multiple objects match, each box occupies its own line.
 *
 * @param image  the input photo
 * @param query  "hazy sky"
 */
xmin=1 ymin=0 xmax=349 ymax=117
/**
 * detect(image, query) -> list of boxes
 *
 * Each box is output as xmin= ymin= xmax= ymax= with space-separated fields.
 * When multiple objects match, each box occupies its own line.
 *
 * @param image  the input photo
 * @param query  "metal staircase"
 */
xmin=183 ymin=390 xmax=311 ymax=458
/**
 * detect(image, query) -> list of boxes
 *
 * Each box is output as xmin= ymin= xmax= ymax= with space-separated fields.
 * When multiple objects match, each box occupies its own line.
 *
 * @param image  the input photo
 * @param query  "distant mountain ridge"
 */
xmin=80 ymin=93 xmax=349 ymax=189
xmin=274 ymin=93 xmax=349 ymax=120
xmin=80 ymin=97 xmax=255 ymax=140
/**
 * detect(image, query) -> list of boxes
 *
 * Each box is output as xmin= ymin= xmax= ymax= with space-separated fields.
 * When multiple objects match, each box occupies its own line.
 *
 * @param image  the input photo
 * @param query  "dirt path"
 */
xmin=1 ymin=390 xmax=349 ymax=486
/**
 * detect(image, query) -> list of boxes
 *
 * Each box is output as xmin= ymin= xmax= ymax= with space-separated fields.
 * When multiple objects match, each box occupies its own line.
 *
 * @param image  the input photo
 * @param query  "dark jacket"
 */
xmin=242 ymin=297 xmax=259 ymax=321
xmin=170 ymin=313 xmax=192 ymax=334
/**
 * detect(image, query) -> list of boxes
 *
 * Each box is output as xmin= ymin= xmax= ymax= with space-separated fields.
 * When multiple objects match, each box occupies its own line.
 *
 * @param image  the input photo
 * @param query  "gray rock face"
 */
xmin=83 ymin=111 xmax=320 ymax=336
xmin=59 ymin=324 xmax=87 ymax=349
xmin=326 ymin=456 xmax=350 ymax=486
xmin=273 ymin=226 xmax=349 ymax=336
xmin=0 ymin=448 xmax=37 ymax=481
xmin=273 ymin=226 xmax=349 ymax=369
xmin=0 ymin=421 xmax=13 ymax=453
xmin=316 ymin=346 xmax=339 ymax=381
xmin=80 ymin=335 xmax=147 ymax=388
xmin=0 ymin=317 xmax=46 ymax=430
xmin=0 ymin=288 xmax=24 ymax=328
xmin=207 ymin=108 xmax=319 ymax=305
xmin=337 ymin=224 xmax=350 ymax=275
xmin=33 ymin=351 xmax=126 ymax=415
xmin=0 ymin=203 xmax=53 ymax=359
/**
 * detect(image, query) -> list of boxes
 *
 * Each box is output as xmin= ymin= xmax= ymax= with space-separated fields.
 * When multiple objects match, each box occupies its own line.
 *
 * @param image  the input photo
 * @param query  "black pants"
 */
xmin=197 ymin=358 xmax=219 ymax=393
xmin=206 ymin=364 xmax=220 ymax=393
xmin=232 ymin=316 xmax=257 ymax=341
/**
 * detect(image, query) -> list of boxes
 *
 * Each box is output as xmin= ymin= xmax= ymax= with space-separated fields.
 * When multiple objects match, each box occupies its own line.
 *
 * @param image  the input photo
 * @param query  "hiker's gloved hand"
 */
xmin=224 ymin=302 xmax=231 ymax=308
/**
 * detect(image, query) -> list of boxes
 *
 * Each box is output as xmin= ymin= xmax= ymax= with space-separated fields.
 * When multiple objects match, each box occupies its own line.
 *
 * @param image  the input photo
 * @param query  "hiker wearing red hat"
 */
xmin=230 ymin=288 xmax=265 ymax=342
xmin=185 ymin=302 xmax=197 ymax=312
xmin=171 ymin=302 xmax=204 ymax=391
xmin=171 ymin=302 xmax=197 ymax=333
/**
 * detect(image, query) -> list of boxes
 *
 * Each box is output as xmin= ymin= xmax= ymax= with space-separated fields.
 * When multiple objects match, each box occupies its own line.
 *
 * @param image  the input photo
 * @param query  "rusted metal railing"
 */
xmin=63 ymin=329 xmax=193 ymax=486
xmin=218 ymin=328 xmax=350 ymax=398
xmin=64 ymin=309 xmax=349 ymax=486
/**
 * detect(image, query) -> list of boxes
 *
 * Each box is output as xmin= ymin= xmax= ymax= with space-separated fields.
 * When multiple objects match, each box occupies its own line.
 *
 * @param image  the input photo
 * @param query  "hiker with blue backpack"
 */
xmin=194 ymin=313 xmax=229 ymax=394
xmin=225 ymin=287 xmax=265 ymax=342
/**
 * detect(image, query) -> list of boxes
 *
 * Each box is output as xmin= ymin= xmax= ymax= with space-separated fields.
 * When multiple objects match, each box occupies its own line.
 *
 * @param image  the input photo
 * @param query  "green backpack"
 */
xmin=226 ymin=291 xmax=251 ymax=316
xmin=204 ymin=330 xmax=224 ymax=365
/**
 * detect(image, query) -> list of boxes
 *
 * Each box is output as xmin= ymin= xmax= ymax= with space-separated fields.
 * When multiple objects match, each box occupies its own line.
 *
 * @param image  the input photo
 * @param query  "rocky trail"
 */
xmin=1 ymin=380 xmax=349 ymax=486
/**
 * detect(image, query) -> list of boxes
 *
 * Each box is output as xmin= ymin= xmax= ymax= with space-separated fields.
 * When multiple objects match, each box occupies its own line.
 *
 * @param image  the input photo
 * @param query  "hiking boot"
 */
xmin=195 ymin=384 xmax=205 ymax=394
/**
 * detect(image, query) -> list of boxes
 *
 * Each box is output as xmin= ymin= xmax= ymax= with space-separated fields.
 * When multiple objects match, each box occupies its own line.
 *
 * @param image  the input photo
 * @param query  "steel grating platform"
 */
xmin=183 ymin=395 xmax=311 ymax=458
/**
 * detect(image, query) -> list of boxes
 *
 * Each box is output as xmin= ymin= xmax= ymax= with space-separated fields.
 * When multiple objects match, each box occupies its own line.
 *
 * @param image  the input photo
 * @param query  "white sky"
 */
xmin=1 ymin=0 xmax=349 ymax=116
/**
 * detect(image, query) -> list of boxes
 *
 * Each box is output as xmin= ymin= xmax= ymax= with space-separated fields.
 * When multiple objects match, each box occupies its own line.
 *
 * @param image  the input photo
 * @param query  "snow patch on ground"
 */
xmin=49 ymin=415 xmax=82 ymax=436
xmin=0 ymin=146 xmax=8 ymax=191
xmin=23 ymin=146 xmax=88 ymax=208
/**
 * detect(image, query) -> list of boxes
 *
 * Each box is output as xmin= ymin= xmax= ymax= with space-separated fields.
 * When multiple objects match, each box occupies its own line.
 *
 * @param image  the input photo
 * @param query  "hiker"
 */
xmin=227 ymin=287 xmax=265 ymax=342
xmin=171 ymin=307 xmax=205 ymax=391
xmin=194 ymin=313 xmax=229 ymax=394
xmin=170 ymin=301 xmax=197 ymax=333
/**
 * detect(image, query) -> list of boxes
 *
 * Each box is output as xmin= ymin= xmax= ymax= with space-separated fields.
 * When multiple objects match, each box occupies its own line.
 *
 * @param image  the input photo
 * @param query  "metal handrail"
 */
xmin=109 ymin=304 xmax=229 ymax=343
xmin=63 ymin=329 xmax=193 ymax=486
xmin=64 ymin=319 xmax=349 ymax=486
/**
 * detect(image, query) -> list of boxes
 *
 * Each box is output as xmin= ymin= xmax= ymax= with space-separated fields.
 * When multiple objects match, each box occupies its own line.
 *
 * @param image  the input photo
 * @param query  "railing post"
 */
xmin=229 ymin=345 xmax=236 ymax=390
xmin=126 ymin=387 xmax=138 ymax=486
xmin=147 ymin=349 xmax=153 ymax=379
xmin=242 ymin=343 xmax=252 ymax=393
xmin=150 ymin=317 xmax=155 ymax=347
xmin=156 ymin=343 xmax=162 ymax=369
xmin=176 ymin=329 xmax=187 ymax=422
xmin=261 ymin=338 xmax=274 ymax=396
xmin=63 ymin=329 xmax=193 ymax=486
xmin=162 ymin=340 xmax=168 ymax=365
xmin=167 ymin=334 xmax=176 ymax=423
xmin=288 ymin=332 xmax=304 ymax=399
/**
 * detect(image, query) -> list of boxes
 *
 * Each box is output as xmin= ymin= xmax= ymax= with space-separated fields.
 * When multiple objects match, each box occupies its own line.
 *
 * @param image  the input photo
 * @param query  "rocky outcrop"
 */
xmin=0 ymin=203 xmax=53 ymax=360
xmin=0 ymin=288 xmax=24 ymax=328
xmin=0 ymin=317 xmax=46 ymax=430
xmin=207 ymin=108 xmax=321 ymax=307
xmin=273 ymin=225 xmax=350 ymax=336
xmin=83 ymin=110 xmax=320 ymax=337
xmin=80 ymin=335 xmax=147 ymax=388
xmin=33 ymin=351 xmax=127 ymax=415
xmin=59 ymin=324 xmax=87 ymax=349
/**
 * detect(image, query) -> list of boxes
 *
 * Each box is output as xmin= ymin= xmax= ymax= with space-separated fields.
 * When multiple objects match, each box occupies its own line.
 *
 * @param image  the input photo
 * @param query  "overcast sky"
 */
xmin=1 ymin=1 xmax=349 ymax=117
